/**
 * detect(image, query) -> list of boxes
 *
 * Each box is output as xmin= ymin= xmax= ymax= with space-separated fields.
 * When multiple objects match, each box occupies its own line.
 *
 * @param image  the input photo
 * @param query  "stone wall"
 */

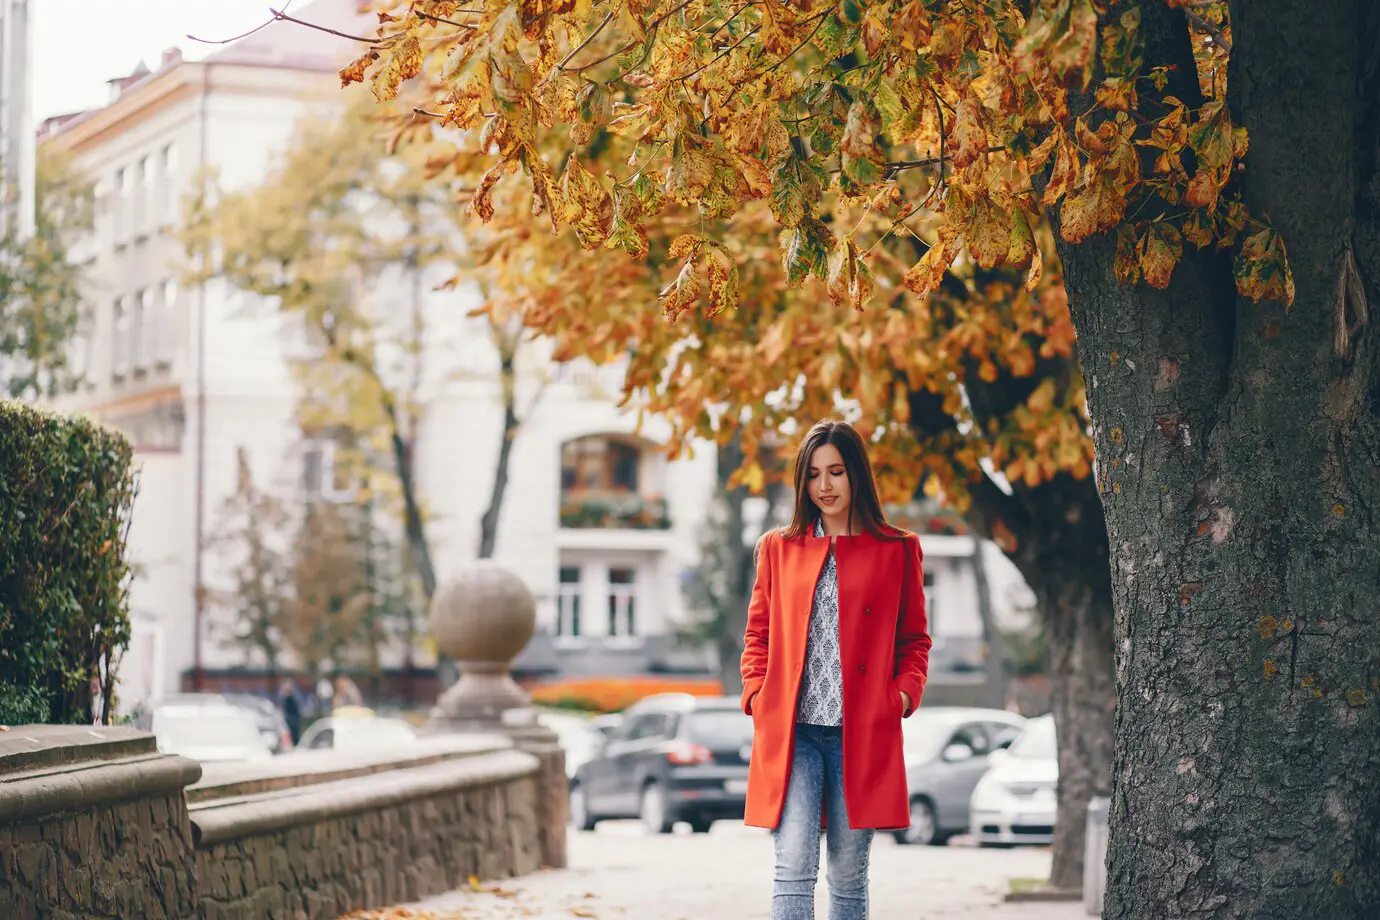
xmin=0 ymin=727 xmax=564 ymax=920
xmin=0 ymin=726 xmax=202 ymax=920
xmin=190 ymin=740 xmax=543 ymax=920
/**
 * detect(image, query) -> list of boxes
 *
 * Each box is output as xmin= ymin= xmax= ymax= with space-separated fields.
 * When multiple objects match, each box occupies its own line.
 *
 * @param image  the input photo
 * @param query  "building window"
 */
xmin=113 ymin=168 xmax=129 ymax=244
xmin=557 ymin=566 xmax=582 ymax=637
xmin=608 ymin=567 xmax=636 ymax=637
xmin=561 ymin=437 xmax=640 ymax=493
xmin=157 ymin=279 xmax=178 ymax=366
xmin=111 ymin=297 xmax=129 ymax=380
xmin=558 ymin=435 xmax=670 ymax=530
xmin=68 ymin=306 xmax=95 ymax=386
xmin=133 ymin=288 xmax=154 ymax=371
xmin=159 ymin=144 xmax=178 ymax=227
xmin=302 ymin=439 xmax=353 ymax=502
xmin=136 ymin=155 xmax=153 ymax=236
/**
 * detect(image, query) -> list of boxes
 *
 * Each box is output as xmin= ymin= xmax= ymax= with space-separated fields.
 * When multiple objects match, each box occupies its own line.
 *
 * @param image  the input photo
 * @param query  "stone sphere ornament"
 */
xmin=427 ymin=561 xmax=538 ymax=728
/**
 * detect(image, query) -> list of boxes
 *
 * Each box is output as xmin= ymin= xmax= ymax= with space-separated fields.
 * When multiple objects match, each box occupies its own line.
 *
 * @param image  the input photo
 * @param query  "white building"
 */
xmin=40 ymin=0 xmax=1030 ymax=709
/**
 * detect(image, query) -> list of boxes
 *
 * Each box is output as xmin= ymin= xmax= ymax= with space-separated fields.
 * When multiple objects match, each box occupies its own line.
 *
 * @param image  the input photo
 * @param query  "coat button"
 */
xmin=857 ymin=664 xmax=866 ymax=673
xmin=864 ymin=606 xmax=871 ymax=616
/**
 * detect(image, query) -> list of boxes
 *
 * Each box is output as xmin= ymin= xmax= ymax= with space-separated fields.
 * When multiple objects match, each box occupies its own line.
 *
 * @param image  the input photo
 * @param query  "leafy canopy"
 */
xmin=341 ymin=0 xmax=1290 ymax=320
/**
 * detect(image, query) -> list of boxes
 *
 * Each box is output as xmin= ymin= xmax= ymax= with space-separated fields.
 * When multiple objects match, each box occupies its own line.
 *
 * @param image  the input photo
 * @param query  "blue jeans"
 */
xmin=773 ymin=724 xmax=874 ymax=920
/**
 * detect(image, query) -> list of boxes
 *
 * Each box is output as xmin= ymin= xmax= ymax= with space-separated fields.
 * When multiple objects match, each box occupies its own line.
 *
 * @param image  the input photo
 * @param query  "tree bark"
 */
xmin=1054 ymin=4 xmax=1380 ymax=916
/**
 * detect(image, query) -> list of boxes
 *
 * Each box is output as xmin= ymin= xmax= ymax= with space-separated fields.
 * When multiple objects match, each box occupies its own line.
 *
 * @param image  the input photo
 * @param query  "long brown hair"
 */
xmin=782 ymin=419 xmax=898 ymax=541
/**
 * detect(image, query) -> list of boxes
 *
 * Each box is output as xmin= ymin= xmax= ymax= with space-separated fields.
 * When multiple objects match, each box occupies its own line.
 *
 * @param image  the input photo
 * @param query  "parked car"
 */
xmin=151 ymin=703 xmax=274 ymax=763
xmin=894 ymin=706 xmax=1028 ymax=845
xmin=569 ymin=694 xmax=752 ymax=834
xmin=139 ymin=692 xmax=294 ymax=754
xmin=969 ymin=713 xmax=1058 ymax=847
xmin=295 ymin=715 xmax=418 ymax=753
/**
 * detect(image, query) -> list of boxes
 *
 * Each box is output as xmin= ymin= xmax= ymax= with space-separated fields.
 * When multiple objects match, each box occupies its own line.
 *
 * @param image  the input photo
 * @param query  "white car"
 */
xmin=296 ymin=715 xmax=418 ymax=753
xmin=969 ymin=713 xmax=1058 ymax=846
xmin=152 ymin=703 xmax=275 ymax=764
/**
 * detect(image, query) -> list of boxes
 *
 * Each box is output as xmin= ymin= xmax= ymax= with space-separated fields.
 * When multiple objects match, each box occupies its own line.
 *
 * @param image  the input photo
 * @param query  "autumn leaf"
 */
xmin=904 ymin=234 xmax=961 ymax=299
xmin=951 ymin=95 xmax=989 ymax=170
xmin=703 ymin=244 xmax=741 ymax=317
xmin=370 ymin=35 xmax=423 ymax=102
xmin=340 ymin=49 xmax=378 ymax=89
xmin=759 ymin=0 xmax=799 ymax=56
xmin=968 ymin=195 xmax=1011 ymax=269
xmin=1138 ymin=222 xmax=1183 ymax=289
xmin=660 ymin=253 xmax=702 ymax=322
xmin=840 ymin=99 xmax=885 ymax=187
xmin=559 ymin=157 xmax=613 ymax=249
xmin=1234 ymin=228 xmax=1296 ymax=307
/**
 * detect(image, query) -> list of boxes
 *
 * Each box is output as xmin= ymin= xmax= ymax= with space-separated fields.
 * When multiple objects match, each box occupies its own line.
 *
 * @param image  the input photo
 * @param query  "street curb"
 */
xmin=1004 ymin=888 xmax=1083 ymax=903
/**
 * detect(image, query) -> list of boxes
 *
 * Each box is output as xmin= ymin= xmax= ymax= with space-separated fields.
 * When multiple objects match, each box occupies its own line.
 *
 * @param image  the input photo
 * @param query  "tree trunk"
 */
xmin=384 ymin=408 xmax=436 ymax=599
xmin=1054 ymin=4 xmax=1380 ymax=916
xmin=977 ymin=474 xmax=1116 ymax=893
xmin=478 ymin=352 xmax=520 ymax=560
xmin=1035 ymin=553 xmax=1116 ymax=891
xmin=969 ymin=536 xmax=1007 ymax=711
xmin=717 ymin=439 xmax=750 ymax=694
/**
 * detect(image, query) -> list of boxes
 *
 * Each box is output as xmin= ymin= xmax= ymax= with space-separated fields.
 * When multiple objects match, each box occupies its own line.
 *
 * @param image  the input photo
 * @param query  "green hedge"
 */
xmin=0 ymin=400 xmax=135 ymax=725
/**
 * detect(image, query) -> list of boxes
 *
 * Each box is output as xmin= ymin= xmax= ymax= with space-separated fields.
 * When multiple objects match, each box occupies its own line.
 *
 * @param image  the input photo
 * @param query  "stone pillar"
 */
xmin=425 ymin=561 xmax=568 ymax=869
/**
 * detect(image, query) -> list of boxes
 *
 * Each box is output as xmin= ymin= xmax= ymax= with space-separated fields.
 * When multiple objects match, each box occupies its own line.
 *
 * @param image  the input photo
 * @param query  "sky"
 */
xmin=33 ymin=1 xmax=303 ymax=122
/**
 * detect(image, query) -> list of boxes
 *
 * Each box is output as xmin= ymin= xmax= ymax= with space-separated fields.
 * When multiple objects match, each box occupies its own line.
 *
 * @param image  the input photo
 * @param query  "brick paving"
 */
xmin=393 ymin=820 xmax=1092 ymax=920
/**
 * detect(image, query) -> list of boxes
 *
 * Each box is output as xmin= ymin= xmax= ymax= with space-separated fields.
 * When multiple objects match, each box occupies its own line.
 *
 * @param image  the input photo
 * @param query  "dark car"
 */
xmin=569 ymin=694 xmax=753 ymax=835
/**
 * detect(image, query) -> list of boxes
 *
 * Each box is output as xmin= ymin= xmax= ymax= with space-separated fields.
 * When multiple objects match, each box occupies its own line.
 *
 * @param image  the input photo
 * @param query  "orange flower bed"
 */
xmin=528 ymin=676 xmax=724 ymax=713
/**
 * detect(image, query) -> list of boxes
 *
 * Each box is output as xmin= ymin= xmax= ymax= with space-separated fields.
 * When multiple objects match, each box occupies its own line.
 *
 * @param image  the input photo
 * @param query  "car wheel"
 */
xmin=569 ymin=783 xmax=597 ymax=831
xmin=689 ymin=818 xmax=713 ymax=834
xmin=640 ymin=782 xmax=675 ymax=834
xmin=894 ymin=798 xmax=938 ymax=846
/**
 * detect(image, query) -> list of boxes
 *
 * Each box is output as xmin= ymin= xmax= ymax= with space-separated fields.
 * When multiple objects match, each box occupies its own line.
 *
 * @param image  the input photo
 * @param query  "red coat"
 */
xmin=740 ymin=527 xmax=932 ymax=830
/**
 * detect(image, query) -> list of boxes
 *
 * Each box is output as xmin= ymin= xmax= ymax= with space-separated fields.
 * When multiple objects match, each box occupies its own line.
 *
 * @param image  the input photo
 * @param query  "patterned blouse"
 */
xmin=797 ymin=518 xmax=844 ymax=726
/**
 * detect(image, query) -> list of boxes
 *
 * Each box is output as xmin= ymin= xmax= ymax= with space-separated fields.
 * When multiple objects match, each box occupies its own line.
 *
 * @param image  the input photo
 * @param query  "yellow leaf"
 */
xmin=968 ymin=196 xmax=1011 ymax=269
xmin=1138 ymin=222 xmax=1182 ymax=289
xmin=1234 ymin=228 xmax=1295 ymax=307
xmin=669 ymin=233 xmax=702 ymax=261
xmin=904 ymin=235 xmax=960 ymax=299
xmin=370 ymin=35 xmax=422 ymax=102
xmin=951 ymin=95 xmax=988 ymax=170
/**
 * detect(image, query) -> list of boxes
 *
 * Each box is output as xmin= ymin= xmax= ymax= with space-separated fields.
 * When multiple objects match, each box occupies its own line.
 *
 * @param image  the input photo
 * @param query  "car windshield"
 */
xmin=901 ymin=716 xmax=958 ymax=762
xmin=686 ymin=709 xmax=753 ymax=747
xmin=1009 ymin=716 xmax=1057 ymax=760
xmin=154 ymin=708 xmax=260 ymax=748
xmin=334 ymin=719 xmax=416 ymax=751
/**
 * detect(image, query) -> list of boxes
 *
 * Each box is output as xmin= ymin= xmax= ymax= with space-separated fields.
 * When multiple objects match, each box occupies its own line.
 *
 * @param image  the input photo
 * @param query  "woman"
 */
xmin=741 ymin=419 xmax=932 ymax=920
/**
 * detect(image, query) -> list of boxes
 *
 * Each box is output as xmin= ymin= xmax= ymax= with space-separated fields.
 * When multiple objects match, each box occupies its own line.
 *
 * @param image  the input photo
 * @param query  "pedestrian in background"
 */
xmin=315 ymin=674 xmax=335 ymax=716
xmin=334 ymin=673 xmax=365 ymax=708
xmin=741 ymin=419 xmax=932 ymax=920
xmin=279 ymin=679 xmax=303 ymax=745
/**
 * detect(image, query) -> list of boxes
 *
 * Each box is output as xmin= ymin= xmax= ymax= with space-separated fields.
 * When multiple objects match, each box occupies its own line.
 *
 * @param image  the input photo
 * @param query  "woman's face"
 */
xmin=807 ymin=442 xmax=851 ymax=522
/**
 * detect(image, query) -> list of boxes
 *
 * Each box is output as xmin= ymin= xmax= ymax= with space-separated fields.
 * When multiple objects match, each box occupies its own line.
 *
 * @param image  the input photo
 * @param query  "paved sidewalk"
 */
xmin=380 ymin=821 xmax=1089 ymax=920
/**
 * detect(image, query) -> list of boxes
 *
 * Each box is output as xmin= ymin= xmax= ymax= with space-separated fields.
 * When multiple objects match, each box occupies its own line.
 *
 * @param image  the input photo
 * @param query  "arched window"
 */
xmin=558 ymin=434 xmax=670 ymax=530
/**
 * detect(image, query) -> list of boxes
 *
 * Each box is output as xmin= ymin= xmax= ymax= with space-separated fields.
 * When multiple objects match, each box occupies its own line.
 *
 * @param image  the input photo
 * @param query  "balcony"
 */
xmin=559 ymin=491 xmax=671 ymax=530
